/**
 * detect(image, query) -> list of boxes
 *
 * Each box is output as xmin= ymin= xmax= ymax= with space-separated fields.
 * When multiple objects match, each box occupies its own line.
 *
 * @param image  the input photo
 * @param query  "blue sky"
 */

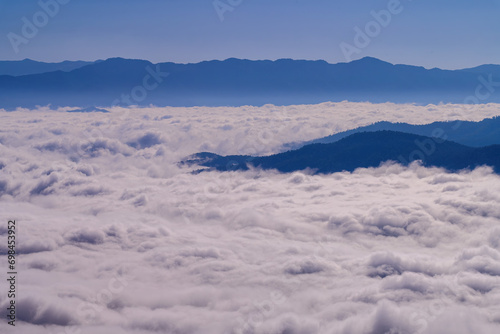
xmin=0 ymin=0 xmax=499 ymax=69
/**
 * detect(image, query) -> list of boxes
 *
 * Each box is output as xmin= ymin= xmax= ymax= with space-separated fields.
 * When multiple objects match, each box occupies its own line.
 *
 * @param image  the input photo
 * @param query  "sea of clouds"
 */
xmin=1 ymin=102 xmax=500 ymax=334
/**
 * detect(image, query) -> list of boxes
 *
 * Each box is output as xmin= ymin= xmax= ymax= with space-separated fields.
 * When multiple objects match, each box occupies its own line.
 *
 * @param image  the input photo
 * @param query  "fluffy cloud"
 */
xmin=1 ymin=102 xmax=500 ymax=333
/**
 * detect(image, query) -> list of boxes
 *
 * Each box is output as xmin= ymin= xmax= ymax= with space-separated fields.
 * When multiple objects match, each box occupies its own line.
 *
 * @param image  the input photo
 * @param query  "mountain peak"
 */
xmin=350 ymin=57 xmax=392 ymax=66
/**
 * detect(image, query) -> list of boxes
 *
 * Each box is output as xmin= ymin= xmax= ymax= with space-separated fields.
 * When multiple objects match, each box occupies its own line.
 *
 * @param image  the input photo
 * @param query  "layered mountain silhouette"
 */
xmin=283 ymin=116 xmax=500 ymax=150
xmin=1 ymin=57 xmax=500 ymax=108
xmin=182 ymin=131 xmax=500 ymax=174
xmin=0 ymin=59 xmax=98 ymax=76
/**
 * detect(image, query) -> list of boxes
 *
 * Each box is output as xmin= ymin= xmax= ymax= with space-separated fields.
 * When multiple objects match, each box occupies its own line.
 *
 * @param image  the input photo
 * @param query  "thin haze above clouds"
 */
xmin=1 ymin=102 xmax=500 ymax=333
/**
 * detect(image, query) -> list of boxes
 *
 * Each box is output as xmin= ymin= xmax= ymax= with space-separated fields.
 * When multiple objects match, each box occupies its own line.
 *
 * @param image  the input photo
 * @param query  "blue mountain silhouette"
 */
xmin=182 ymin=131 xmax=500 ymax=174
xmin=283 ymin=116 xmax=500 ymax=150
xmin=0 ymin=57 xmax=499 ymax=108
xmin=0 ymin=59 xmax=98 ymax=76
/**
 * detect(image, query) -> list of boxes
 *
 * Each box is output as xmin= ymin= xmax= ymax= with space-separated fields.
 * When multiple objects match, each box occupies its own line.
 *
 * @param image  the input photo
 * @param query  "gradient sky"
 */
xmin=0 ymin=0 xmax=499 ymax=69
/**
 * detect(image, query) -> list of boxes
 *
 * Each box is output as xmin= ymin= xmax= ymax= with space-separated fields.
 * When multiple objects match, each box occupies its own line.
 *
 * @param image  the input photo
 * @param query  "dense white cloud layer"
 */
xmin=1 ymin=102 xmax=500 ymax=333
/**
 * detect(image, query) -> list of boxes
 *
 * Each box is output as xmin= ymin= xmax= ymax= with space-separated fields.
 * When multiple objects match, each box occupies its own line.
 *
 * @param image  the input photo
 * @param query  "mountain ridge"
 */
xmin=1 ymin=57 xmax=500 ymax=108
xmin=0 ymin=59 xmax=101 ymax=76
xmin=282 ymin=116 xmax=500 ymax=150
xmin=183 ymin=131 xmax=500 ymax=174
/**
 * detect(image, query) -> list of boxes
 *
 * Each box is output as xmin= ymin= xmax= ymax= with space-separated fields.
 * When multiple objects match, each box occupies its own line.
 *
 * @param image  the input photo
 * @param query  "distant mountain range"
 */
xmin=283 ymin=116 xmax=500 ymax=150
xmin=182 ymin=131 xmax=500 ymax=174
xmin=1 ymin=57 xmax=500 ymax=109
xmin=0 ymin=59 xmax=98 ymax=76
